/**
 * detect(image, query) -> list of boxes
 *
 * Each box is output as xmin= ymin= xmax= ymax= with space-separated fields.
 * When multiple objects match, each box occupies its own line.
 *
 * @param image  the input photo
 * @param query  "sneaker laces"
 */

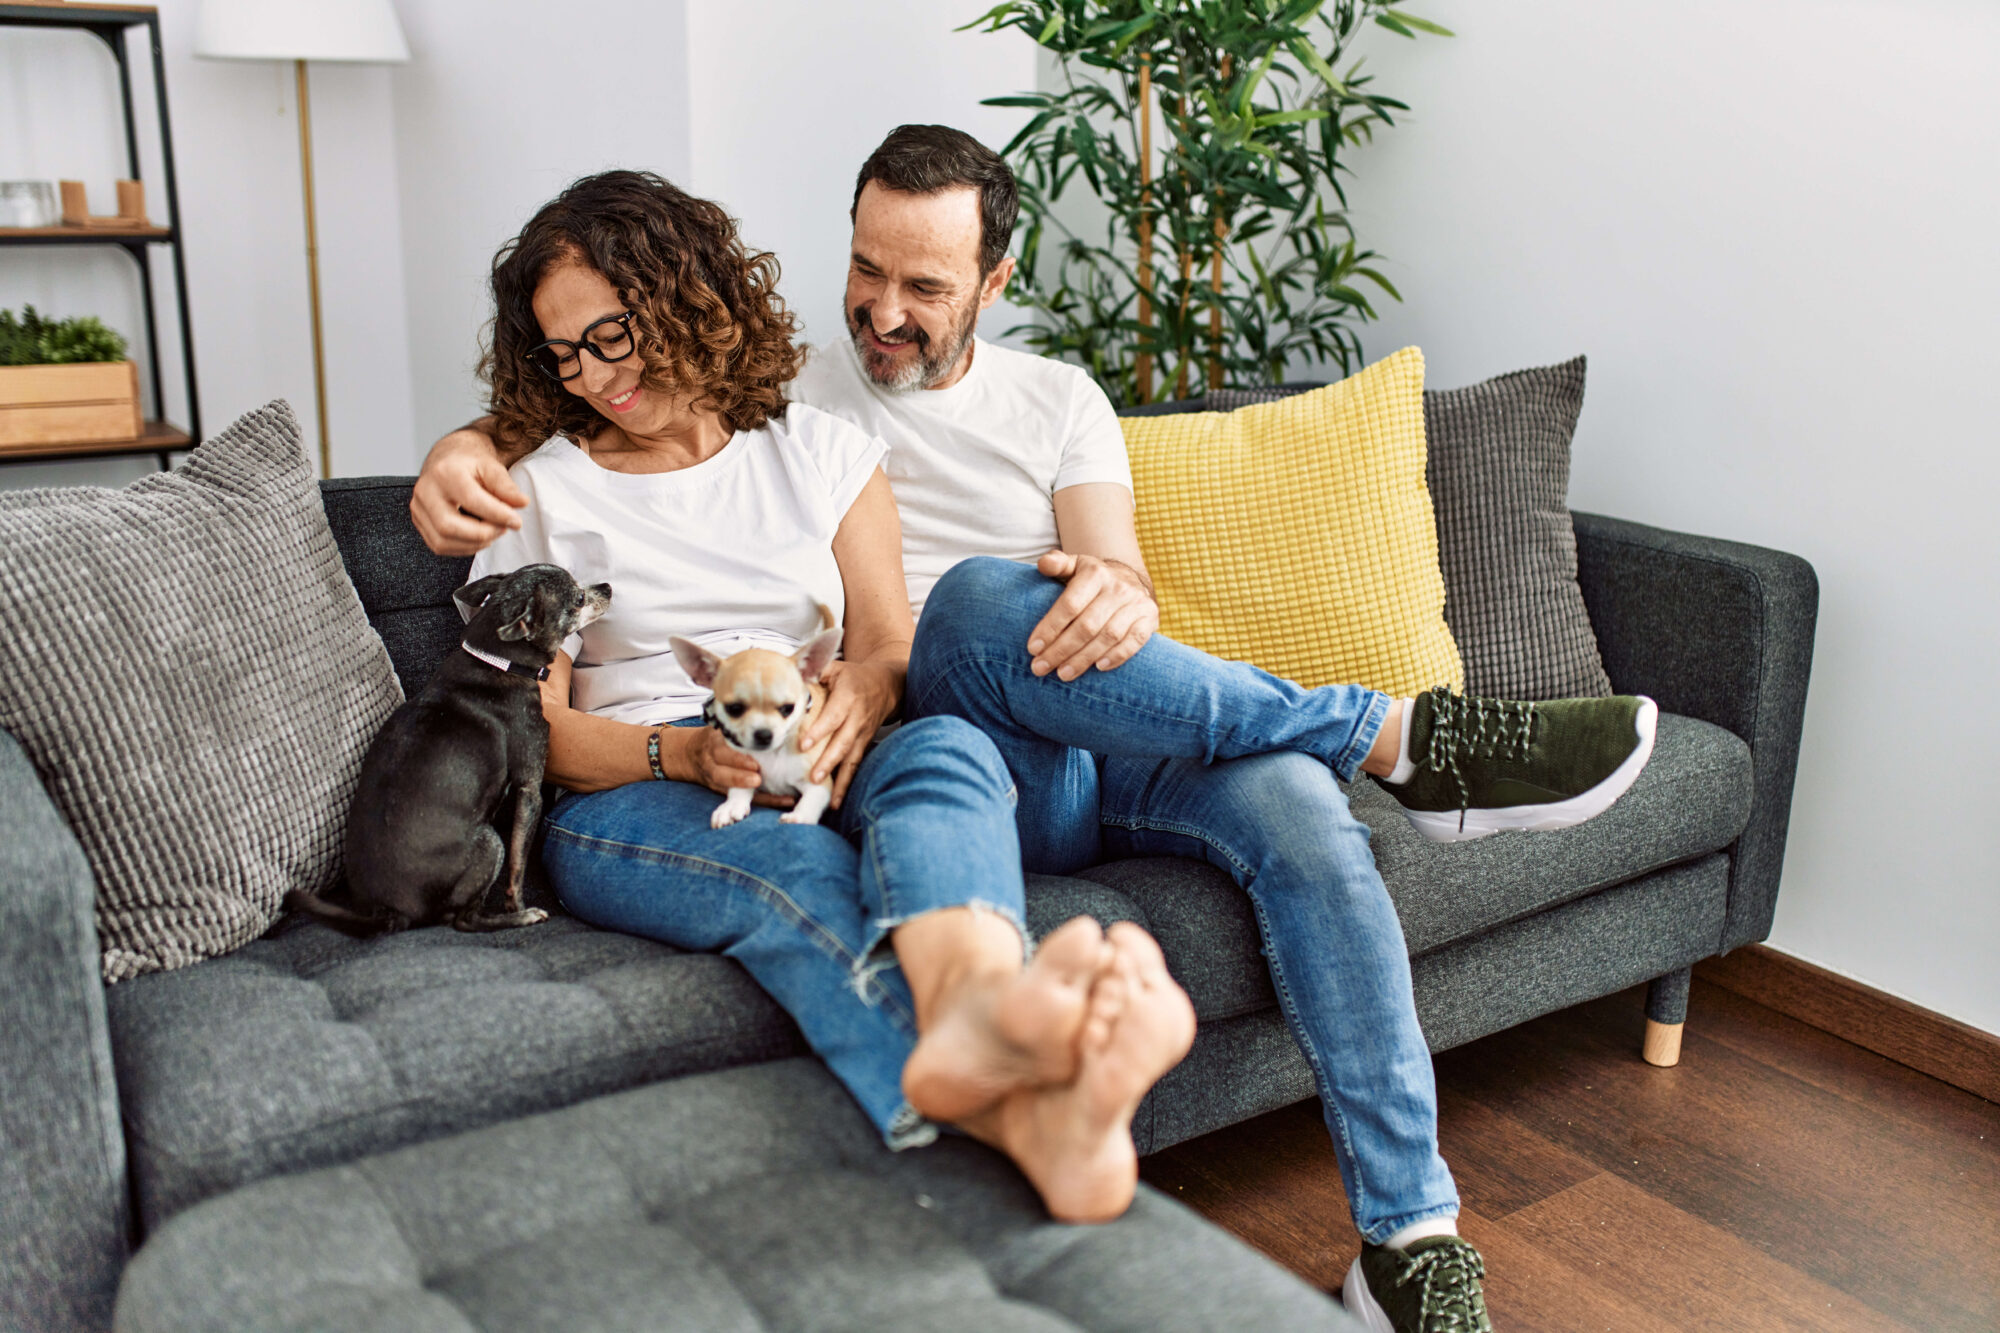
xmin=1392 ymin=1238 xmax=1491 ymax=1332
xmin=1419 ymin=686 xmax=1538 ymax=824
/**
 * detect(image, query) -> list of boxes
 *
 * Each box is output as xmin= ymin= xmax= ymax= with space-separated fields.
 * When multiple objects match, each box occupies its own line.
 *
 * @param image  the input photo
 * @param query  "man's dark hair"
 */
xmin=851 ymin=124 xmax=1019 ymax=275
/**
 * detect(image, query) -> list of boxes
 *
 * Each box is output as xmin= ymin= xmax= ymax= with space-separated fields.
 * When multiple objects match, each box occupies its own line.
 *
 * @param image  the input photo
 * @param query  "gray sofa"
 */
xmin=2 ymin=469 xmax=1816 ymax=1330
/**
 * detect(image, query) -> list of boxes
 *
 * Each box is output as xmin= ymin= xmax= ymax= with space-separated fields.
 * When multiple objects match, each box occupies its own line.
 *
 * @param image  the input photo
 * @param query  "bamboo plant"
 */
xmin=962 ymin=0 xmax=1449 ymax=405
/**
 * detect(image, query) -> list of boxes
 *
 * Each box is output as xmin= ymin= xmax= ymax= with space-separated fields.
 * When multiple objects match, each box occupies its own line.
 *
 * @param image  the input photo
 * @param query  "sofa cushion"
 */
xmin=1119 ymin=347 xmax=1465 ymax=698
xmin=319 ymin=477 xmax=475 ymax=696
xmin=1077 ymin=712 xmax=1753 ymax=1022
xmin=114 ymin=1059 xmax=1354 ymax=1333
xmin=1217 ymin=361 xmax=1613 ymax=700
xmin=0 ymin=404 xmax=401 ymax=981
xmin=1419 ymin=356 xmax=1613 ymax=700
xmin=108 ymin=872 xmax=1141 ymax=1228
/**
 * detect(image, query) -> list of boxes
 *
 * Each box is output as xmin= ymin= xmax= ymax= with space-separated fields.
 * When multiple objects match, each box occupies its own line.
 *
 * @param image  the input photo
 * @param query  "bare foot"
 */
xmin=903 ymin=916 xmax=1111 ymax=1124
xmin=973 ymin=923 xmax=1198 ymax=1223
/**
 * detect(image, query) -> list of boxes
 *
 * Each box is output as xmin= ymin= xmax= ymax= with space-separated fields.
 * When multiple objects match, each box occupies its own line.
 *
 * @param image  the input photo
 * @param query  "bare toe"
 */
xmin=982 ymin=926 xmax=1196 ymax=1224
xmin=903 ymin=915 xmax=1115 ymax=1123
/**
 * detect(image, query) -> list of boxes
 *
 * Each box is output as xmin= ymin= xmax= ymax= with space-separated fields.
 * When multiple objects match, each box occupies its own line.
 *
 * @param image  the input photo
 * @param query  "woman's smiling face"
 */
xmin=531 ymin=260 xmax=658 ymax=432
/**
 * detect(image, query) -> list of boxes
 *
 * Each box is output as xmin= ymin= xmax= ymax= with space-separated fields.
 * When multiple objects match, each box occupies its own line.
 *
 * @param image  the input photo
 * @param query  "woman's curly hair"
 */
xmin=480 ymin=170 xmax=803 ymax=447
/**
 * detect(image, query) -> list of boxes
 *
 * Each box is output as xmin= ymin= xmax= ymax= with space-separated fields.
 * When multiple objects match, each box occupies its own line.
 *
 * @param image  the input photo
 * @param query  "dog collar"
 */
xmin=461 ymin=641 xmax=550 ymax=682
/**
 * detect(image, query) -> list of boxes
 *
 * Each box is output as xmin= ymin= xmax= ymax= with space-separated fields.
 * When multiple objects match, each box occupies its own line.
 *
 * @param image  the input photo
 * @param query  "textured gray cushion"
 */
xmin=1422 ymin=357 xmax=1612 ymax=698
xmin=107 ymin=872 xmax=1140 ymax=1227
xmin=1077 ymin=712 xmax=1752 ymax=1022
xmin=0 ymin=402 xmax=401 ymax=981
xmin=115 ymin=1059 xmax=1355 ymax=1332
xmin=1214 ymin=361 xmax=1613 ymax=698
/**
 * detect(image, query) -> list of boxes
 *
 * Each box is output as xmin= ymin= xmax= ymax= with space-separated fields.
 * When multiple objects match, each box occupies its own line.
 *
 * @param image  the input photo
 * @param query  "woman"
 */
xmin=465 ymin=170 xmax=1193 ymax=1223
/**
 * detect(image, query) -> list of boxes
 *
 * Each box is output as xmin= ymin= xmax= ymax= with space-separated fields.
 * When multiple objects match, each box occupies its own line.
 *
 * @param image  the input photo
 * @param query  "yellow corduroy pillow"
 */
xmin=1122 ymin=346 xmax=1463 ymax=698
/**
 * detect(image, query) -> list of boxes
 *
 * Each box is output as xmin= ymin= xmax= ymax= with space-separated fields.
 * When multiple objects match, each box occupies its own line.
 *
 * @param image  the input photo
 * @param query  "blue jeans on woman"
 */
xmin=541 ymin=714 xmax=1023 ymax=1150
xmin=905 ymin=556 xmax=1459 ymax=1244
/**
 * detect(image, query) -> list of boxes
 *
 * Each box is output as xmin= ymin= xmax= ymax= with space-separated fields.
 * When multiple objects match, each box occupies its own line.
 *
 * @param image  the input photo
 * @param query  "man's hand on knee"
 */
xmin=1027 ymin=550 xmax=1159 ymax=680
xmin=411 ymin=423 xmax=527 ymax=556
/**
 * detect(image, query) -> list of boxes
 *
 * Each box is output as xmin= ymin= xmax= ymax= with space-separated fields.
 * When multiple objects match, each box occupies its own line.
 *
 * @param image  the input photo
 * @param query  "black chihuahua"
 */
xmin=286 ymin=564 xmax=611 ymax=936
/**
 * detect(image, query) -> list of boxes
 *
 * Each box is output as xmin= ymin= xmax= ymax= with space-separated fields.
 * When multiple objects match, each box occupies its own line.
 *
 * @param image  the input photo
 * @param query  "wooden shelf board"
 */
xmin=0 ymin=224 xmax=171 ymax=242
xmin=0 ymin=420 xmax=190 ymax=463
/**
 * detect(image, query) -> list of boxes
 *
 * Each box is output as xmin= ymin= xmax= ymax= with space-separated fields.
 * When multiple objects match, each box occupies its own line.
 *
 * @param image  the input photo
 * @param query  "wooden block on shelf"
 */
xmin=55 ymin=179 xmax=149 ymax=228
xmin=115 ymin=178 xmax=146 ymax=226
xmin=0 ymin=361 xmax=143 ymax=450
xmin=59 ymin=179 xmax=90 ymax=225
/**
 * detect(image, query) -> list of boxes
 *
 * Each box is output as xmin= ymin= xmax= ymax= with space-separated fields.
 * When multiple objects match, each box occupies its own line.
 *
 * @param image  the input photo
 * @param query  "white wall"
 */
xmin=1 ymin=0 xmax=415 ymax=484
xmin=386 ymin=0 xmax=693 ymax=449
xmin=1343 ymin=0 xmax=2000 ymax=1031
xmin=685 ymin=0 xmax=1037 ymax=350
xmin=4 ymin=0 xmax=1029 ymax=486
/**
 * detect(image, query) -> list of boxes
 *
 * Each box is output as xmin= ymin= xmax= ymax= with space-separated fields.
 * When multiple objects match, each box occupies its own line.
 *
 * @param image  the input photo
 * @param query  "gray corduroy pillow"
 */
xmin=0 ymin=401 xmax=400 ymax=981
xmin=1208 ymin=357 xmax=1612 ymax=699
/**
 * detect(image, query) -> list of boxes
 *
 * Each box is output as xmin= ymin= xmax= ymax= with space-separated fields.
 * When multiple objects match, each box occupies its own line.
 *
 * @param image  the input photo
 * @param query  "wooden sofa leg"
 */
xmin=1642 ymin=967 xmax=1692 ymax=1067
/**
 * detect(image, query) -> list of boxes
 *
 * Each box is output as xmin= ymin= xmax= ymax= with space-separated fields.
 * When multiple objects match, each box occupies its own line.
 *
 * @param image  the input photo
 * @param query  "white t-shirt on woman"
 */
xmin=467 ymin=402 xmax=888 ymax=726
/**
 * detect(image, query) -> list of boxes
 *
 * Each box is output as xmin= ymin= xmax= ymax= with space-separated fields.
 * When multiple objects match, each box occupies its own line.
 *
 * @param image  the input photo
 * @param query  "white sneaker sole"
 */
xmin=1342 ymin=1257 xmax=1396 ymax=1332
xmin=1402 ymin=696 xmax=1659 ymax=844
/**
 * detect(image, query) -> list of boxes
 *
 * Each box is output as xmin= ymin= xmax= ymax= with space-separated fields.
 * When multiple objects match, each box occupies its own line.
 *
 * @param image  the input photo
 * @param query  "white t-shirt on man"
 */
xmin=467 ymin=402 xmax=887 ymax=725
xmin=790 ymin=335 xmax=1133 ymax=620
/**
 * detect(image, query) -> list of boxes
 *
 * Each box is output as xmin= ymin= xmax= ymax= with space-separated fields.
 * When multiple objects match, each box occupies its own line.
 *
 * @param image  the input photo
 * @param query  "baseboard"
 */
xmin=1696 ymin=944 xmax=2000 ymax=1105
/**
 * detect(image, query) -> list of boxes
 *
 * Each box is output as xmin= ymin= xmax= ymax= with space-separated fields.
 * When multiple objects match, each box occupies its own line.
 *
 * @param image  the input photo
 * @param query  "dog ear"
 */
xmin=794 ymin=626 xmax=843 ymax=682
xmin=670 ymin=636 xmax=723 ymax=689
xmin=452 ymin=573 xmax=511 ymax=624
xmin=495 ymin=612 xmax=534 ymax=642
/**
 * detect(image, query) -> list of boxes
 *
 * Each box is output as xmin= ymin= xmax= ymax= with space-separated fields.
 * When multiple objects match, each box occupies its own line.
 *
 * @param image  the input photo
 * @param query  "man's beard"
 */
xmin=847 ymin=298 xmax=978 ymax=393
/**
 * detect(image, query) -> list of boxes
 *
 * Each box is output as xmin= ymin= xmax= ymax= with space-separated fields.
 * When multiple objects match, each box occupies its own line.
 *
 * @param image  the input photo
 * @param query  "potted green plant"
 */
xmin=963 ymin=0 xmax=1448 ymax=406
xmin=0 ymin=305 xmax=140 ymax=451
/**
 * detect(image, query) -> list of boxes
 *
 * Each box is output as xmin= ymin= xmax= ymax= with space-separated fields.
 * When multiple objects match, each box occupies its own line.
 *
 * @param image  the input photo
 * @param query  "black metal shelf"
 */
xmin=1 ymin=1 xmax=201 ymax=470
xmin=0 ymin=225 xmax=176 ymax=245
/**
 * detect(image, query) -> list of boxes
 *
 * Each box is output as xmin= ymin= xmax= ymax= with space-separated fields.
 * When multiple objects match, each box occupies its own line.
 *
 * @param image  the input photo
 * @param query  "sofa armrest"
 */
xmin=1572 ymin=512 xmax=1819 ymax=951
xmin=1 ymin=727 xmax=129 ymax=1332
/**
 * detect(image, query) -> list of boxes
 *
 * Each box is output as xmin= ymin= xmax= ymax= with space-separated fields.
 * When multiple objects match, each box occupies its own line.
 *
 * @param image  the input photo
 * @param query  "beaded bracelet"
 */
xmin=646 ymin=728 xmax=667 ymax=781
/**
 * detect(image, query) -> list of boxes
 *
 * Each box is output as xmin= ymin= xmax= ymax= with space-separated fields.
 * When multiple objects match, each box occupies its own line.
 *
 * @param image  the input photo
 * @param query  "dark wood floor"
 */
xmin=1140 ymin=979 xmax=2000 ymax=1331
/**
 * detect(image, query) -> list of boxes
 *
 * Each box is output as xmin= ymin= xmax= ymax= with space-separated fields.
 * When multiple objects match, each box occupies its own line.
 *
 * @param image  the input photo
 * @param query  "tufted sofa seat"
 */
xmin=106 ymin=872 xmax=1150 ymax=1228
xmin=113 ymin=1059 xmax=1353 ymax=1333
xmin=104 ymin=707 xmax=1748 ymax=1229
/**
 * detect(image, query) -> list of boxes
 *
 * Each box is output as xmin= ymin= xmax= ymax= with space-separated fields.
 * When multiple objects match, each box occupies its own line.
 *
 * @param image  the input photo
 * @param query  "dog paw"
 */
xmin=521 ymin=908 xmax=549 ymax=926
xmin=779 ymin=809 xmax=816 ymax=824
xmin=711 ymin=806 xmax=746 ymax=829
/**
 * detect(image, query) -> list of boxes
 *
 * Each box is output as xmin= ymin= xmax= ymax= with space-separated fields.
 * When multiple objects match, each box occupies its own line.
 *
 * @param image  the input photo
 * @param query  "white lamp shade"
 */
xmin=194 ymin=0 xmax=410 ymax=63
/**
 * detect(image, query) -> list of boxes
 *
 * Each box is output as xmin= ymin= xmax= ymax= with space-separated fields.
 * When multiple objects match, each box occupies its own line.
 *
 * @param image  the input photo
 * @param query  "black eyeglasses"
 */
xmin=528 ymin=311 xmax=636 ymax=383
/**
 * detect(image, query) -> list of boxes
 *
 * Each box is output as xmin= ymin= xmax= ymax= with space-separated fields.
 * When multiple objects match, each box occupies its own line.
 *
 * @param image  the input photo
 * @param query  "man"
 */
xmin=414 ymin=126 xmax=1658 ymax=1333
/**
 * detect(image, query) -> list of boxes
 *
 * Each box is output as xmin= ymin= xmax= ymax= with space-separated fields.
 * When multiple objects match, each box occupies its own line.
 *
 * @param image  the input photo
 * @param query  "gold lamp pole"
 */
xmin=294 ymin=60 xmax=331 ymax=479
xmin=194 ymin=1 xmax=410 ymax=479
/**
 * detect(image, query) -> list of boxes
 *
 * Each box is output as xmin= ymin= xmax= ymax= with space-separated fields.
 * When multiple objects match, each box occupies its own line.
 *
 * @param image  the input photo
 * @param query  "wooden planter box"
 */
xmin=0 ymin=361 xmax=143 ymax=453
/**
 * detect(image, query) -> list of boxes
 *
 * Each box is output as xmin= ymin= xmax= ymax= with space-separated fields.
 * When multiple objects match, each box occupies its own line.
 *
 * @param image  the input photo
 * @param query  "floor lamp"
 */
xmin=194 ymin=0 xmax=410 ymax=479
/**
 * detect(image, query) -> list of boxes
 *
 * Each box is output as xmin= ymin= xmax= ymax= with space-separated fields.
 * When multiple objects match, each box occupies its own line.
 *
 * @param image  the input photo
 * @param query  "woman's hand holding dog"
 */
xmin=802 ymin=658 xmax=904 ymax=808
xmin=1028 ymin=550 xmax=1159 ymax=681
xmin=678 ymin=726 xmax=770 ymax=800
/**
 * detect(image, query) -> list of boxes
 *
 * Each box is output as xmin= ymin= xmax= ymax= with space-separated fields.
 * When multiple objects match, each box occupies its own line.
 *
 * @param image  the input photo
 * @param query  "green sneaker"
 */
xmin=1342 ymin=1235 xmax=1494 ymax=1332
xmin=1382 ymin=685 xmax=1658 ymax=842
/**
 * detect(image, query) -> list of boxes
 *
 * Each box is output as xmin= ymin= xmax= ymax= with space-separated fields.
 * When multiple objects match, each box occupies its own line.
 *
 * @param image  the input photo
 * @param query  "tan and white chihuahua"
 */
xmin=670 ymin=606 xmax=843 ymax=829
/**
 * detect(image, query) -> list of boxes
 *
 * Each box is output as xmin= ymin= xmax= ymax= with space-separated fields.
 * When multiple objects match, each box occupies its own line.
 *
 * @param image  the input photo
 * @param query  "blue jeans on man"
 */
xmin=906 ymin=556 xmax=1460 ymax=1244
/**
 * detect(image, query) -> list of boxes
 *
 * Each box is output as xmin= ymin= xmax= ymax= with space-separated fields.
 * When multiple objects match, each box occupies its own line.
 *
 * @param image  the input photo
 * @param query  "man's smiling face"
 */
xmin=845 ymin=181 xmax=1012 ymax=393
